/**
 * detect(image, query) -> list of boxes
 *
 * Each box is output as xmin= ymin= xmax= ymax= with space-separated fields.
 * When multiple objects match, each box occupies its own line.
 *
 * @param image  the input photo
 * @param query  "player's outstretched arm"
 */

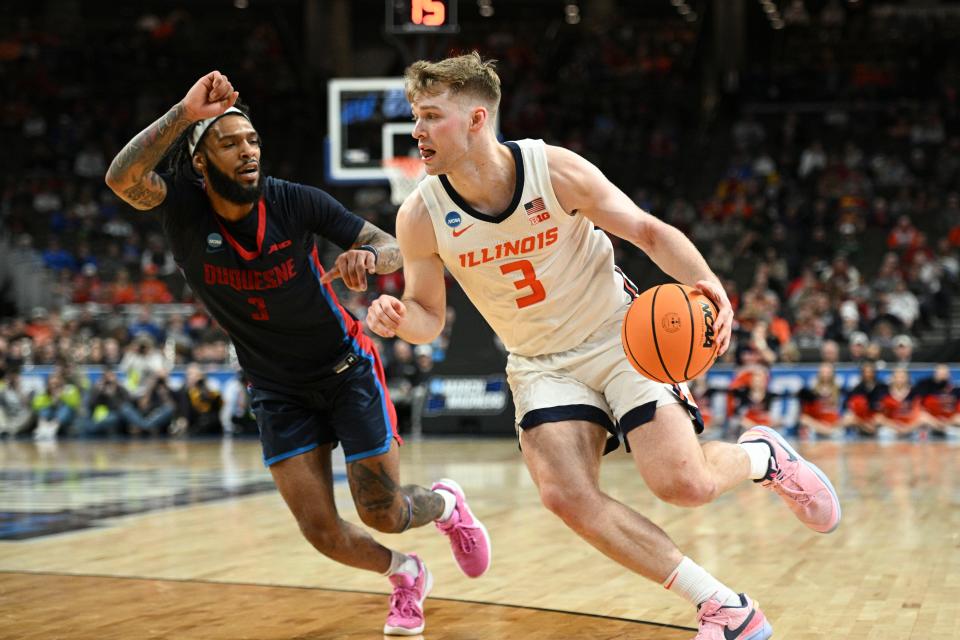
xmin=366 ymin=194 xmax=446 ymax=344
xmin=320 ymin=221 xmax=403 ymax=292
xmin=352 ymin=222 xmax=403 ymax=274
xmin=105 ymin=71 xmax=239 ymax=210
xmin=546 ymin=144 xmax=734 ymax=354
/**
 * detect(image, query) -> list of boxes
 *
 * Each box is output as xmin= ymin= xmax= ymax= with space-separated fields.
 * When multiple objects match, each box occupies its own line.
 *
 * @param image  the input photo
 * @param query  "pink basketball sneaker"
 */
xmin=739 ymin=425 xmax=842 ymax=533
xmin=432 ymin=478 xmax=492 ymax=578
xmin=695 ymin=593 xmax=772 ymax=640
xmin=383 ymin=553 xmax=433 ymax=636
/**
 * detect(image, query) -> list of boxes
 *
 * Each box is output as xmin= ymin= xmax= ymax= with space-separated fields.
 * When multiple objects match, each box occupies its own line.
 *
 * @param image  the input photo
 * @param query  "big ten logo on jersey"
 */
xmin=523 ymin=197 xmax=551 ymax=226
xmin=458 ymin=227 xmax=558 ymax=268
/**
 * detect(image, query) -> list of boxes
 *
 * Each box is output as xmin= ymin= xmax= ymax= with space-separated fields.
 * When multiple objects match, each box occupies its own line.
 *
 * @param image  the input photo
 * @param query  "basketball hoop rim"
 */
xmin=382 ymin=156 xmax=426 ymax=205
xmin=383 ymin=156 xmax=426 ymax=179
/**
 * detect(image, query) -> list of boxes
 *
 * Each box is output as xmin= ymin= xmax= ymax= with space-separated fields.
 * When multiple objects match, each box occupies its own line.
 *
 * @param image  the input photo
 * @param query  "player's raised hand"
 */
xmin=695 ymin=279 xmax=733 ymax=355
xmin=181 ymin=71 xmax=239 ymax=122
xmin=320 ymin=249 xmax=377 ymax=292
xmin=366 ymin=295 xmax=406 ymax=338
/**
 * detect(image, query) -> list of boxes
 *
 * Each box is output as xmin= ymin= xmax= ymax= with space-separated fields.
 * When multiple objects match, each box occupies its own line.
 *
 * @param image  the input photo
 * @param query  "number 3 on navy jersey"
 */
xmin=247 ymin=296 xmax=270 ymax=321
xmin=500 ymin=259 xmax=546 ymax=308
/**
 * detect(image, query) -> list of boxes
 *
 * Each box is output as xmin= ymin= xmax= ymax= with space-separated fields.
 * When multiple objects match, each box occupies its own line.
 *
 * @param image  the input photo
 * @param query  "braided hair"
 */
xmin=163 ymin=99 xmax=252 ymax=180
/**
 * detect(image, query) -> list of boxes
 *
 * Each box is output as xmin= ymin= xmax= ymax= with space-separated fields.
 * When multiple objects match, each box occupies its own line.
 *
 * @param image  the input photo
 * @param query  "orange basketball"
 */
xmin=621 ymin=283 xmax=720 ymax=384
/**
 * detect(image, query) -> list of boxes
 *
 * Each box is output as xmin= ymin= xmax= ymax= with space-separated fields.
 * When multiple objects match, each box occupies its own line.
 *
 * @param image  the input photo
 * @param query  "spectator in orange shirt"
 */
xmin=950 ymin=224 xmax=960 ymax=248
xmin=139 ymin=263 xmax=174 ymax=304
xmin=843 ymin=361 xmax=887 ymax=436
xmin=761 ymin=291 xmax=791 ymax=346
xmin=877 ymin=368 xmax=932 ymax=437
xmin=915 ymin=364 xmax=960 ymax=437
xmin=887 ymin=215 xmax=920 ymax=252
xmin=731 ymin=367 xmax=780 ymax=436
xmin=71 ymin=264 xmax=104 ymax=304
xmin=109 ymin=268 xmax=138 ymax=305
xmin=24 ymin=307 xmax=55 ymax=347
xmin=798 ymin=363 xmax=844 ymax=439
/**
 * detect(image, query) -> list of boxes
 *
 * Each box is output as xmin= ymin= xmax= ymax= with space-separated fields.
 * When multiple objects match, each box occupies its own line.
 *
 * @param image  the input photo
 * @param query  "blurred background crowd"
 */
xmin=1 ymin=0 xmax=959 ymax=442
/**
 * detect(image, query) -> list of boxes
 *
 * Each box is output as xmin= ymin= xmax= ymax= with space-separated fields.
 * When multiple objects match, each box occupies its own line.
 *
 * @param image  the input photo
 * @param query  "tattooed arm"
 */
xmin=320 ymin=221 xmax=402 ymax=292
xmin=353 ymin=221 xmax=403 ymax=275
xmin=104 ymin=103 xmax=190 ymax=210
xmin=104 ymin=71 xmax=238 ymax=210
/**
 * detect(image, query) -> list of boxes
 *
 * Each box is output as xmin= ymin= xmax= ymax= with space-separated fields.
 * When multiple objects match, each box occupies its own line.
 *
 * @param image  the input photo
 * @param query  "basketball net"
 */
xmin=383 ymin=156 xmax=426 ymax=206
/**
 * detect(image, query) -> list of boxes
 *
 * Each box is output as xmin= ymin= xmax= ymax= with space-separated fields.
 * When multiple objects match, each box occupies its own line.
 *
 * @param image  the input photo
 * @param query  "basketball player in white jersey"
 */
xmin=366 ymin=53 xmax=841 ymax=640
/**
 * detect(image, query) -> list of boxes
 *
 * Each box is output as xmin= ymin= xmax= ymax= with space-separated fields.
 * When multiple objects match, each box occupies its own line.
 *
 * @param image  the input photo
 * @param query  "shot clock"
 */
xmin=386 ymin=0 xmax=459 ymax=33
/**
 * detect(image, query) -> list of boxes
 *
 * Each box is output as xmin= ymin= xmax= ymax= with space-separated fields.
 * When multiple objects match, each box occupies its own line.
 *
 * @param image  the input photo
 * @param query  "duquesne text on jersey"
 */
xmin=203 ymin=258 xmax=297 ymax=292
xmin=458 ymin=226 xmax=558 ymax=268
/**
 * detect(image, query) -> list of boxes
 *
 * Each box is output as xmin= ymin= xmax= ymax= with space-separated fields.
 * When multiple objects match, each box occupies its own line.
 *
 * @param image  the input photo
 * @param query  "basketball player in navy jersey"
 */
xmin=105 ymin=71 xmax=491 ymax=636
xmin=366 ymin=53 xmax=842 ymax=639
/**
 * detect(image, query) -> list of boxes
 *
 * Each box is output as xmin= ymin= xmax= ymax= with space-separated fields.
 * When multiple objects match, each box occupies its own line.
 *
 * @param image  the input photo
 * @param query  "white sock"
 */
xmin=434 ymin=488 xmax=456 ymax=522
xmin=663 ymin=557 xmax=741 ymax=608
xmin=740 ymin=442 xmax=773 ymax=480
xmin=383 ymin=551 xmax=420 ymax=578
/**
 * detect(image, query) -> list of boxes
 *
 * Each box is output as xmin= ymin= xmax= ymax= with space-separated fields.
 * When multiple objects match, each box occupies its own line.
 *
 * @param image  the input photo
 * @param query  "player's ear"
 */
xmin=469 ymin=106 xmax=488 ymax=131
xmin=192 ymin=152 xmax=205 ymax=174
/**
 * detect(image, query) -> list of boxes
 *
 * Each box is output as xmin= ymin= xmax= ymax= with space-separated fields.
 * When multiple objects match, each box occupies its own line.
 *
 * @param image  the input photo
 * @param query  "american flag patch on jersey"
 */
xmin=524 ymin=197 xmax=546 ymax=214
xmin=524 ymin=197 xmax=551 ymax=225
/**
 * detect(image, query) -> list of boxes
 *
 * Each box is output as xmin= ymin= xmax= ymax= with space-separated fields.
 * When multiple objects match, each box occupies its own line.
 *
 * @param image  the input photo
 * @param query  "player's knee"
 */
xmin=297 ymin=516 xmax=346 ymax=553
xmin=357 ymin=506 xmax=406 ymax=533
xmin=649 ymin=475 xmax=717 ymax=507
xmin=538 ymin=482 xmax=599 ymax=528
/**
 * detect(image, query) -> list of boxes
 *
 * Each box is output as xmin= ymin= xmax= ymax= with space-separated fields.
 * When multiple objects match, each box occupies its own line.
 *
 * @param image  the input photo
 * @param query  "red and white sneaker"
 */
xmin=432 ymin=478 xmax=492 ymax=578
xmin=739 ymin=425 xmax=842 ymax=533
xmin=695 ymin=593 xmax=772 ymax=639
xmin=383 ymin=553 xmax=433 ymax=636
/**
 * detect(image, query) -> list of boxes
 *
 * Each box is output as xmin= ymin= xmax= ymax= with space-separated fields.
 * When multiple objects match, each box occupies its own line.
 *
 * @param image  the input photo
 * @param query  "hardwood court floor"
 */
xmin=0 ymin=437 xmax=958 ymax=639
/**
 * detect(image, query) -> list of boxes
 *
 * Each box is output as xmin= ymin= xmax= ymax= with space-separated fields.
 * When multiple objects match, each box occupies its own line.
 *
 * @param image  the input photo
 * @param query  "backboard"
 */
xmin=327 ymin=77 xmax=419 ymax=183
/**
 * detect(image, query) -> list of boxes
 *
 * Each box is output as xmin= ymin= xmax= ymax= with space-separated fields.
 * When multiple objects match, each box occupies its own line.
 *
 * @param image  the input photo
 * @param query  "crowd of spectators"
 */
xmin=669 ymin=3 xmax=960 ymax=366
xmin=695 ymin=103 xmax=960 ymax=368
xmin=0 ymin=303 xmax=445 ymax=439
xmin=687 ymin=2 xmax=960 ymax=442
xmin=694 ymin=361 xmax=960 ymax=443
xmin=1 ymin=3 xmax=959 ymax=442
xmin=0 ymin=4 xmax=459 ymax=442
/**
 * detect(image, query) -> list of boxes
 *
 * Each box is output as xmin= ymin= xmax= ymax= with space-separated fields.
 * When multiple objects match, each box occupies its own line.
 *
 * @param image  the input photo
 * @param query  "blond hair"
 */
xmin=404 ymin=52 xmax=501 ymax=112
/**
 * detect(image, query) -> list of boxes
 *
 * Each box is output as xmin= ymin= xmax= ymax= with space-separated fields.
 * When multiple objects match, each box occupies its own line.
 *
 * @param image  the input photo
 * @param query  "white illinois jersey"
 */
xmin=417 ymin=138 xmax=636 ymax=357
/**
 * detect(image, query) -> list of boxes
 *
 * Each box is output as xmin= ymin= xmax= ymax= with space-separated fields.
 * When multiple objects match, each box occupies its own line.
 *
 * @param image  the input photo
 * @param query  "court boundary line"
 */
xmin=1 ymin=569 xmax=697 ymax=632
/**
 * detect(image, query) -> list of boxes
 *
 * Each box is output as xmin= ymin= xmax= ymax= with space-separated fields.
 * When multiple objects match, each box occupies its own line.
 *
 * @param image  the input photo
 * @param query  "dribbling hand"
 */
xmin=694 ymin=279 xmax=733 ymax=355
xmin=319 ymin=249 xmax=377 ymax=292
xmin=181 ymin=71 xmax=239 ymax=122
xmin=366 ymin=295 xmax=406 ymax=338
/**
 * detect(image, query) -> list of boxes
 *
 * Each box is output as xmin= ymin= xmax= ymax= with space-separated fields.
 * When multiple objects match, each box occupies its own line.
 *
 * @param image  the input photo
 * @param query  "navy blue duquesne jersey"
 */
xmin=154 ymin=173 xmax=367 ymax=392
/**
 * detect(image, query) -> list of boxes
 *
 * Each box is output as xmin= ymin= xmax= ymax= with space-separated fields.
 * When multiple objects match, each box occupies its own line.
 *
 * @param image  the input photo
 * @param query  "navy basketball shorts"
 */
xmin=250 ymin=354 xmax=400 ymax=467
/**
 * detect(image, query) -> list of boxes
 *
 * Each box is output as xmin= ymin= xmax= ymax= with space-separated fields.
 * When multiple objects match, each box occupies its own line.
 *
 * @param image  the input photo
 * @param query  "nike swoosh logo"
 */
xmin=724 ymin=608 xmax=755 ymax=640
xmin=452 ymin=224 xmax=475 ymax=237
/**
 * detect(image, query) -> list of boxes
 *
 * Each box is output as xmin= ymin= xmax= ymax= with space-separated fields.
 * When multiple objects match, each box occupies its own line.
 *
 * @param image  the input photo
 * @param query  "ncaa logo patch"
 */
xmin=206 ymin=233 xmax=224 ymax=252
xmin=445 ymin=211 xmax=462 ymax=228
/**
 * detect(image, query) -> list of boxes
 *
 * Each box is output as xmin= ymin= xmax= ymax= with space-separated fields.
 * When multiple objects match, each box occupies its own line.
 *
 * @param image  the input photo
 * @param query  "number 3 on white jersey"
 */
xmin=500 ymin=259 xmax=545 ymax=308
